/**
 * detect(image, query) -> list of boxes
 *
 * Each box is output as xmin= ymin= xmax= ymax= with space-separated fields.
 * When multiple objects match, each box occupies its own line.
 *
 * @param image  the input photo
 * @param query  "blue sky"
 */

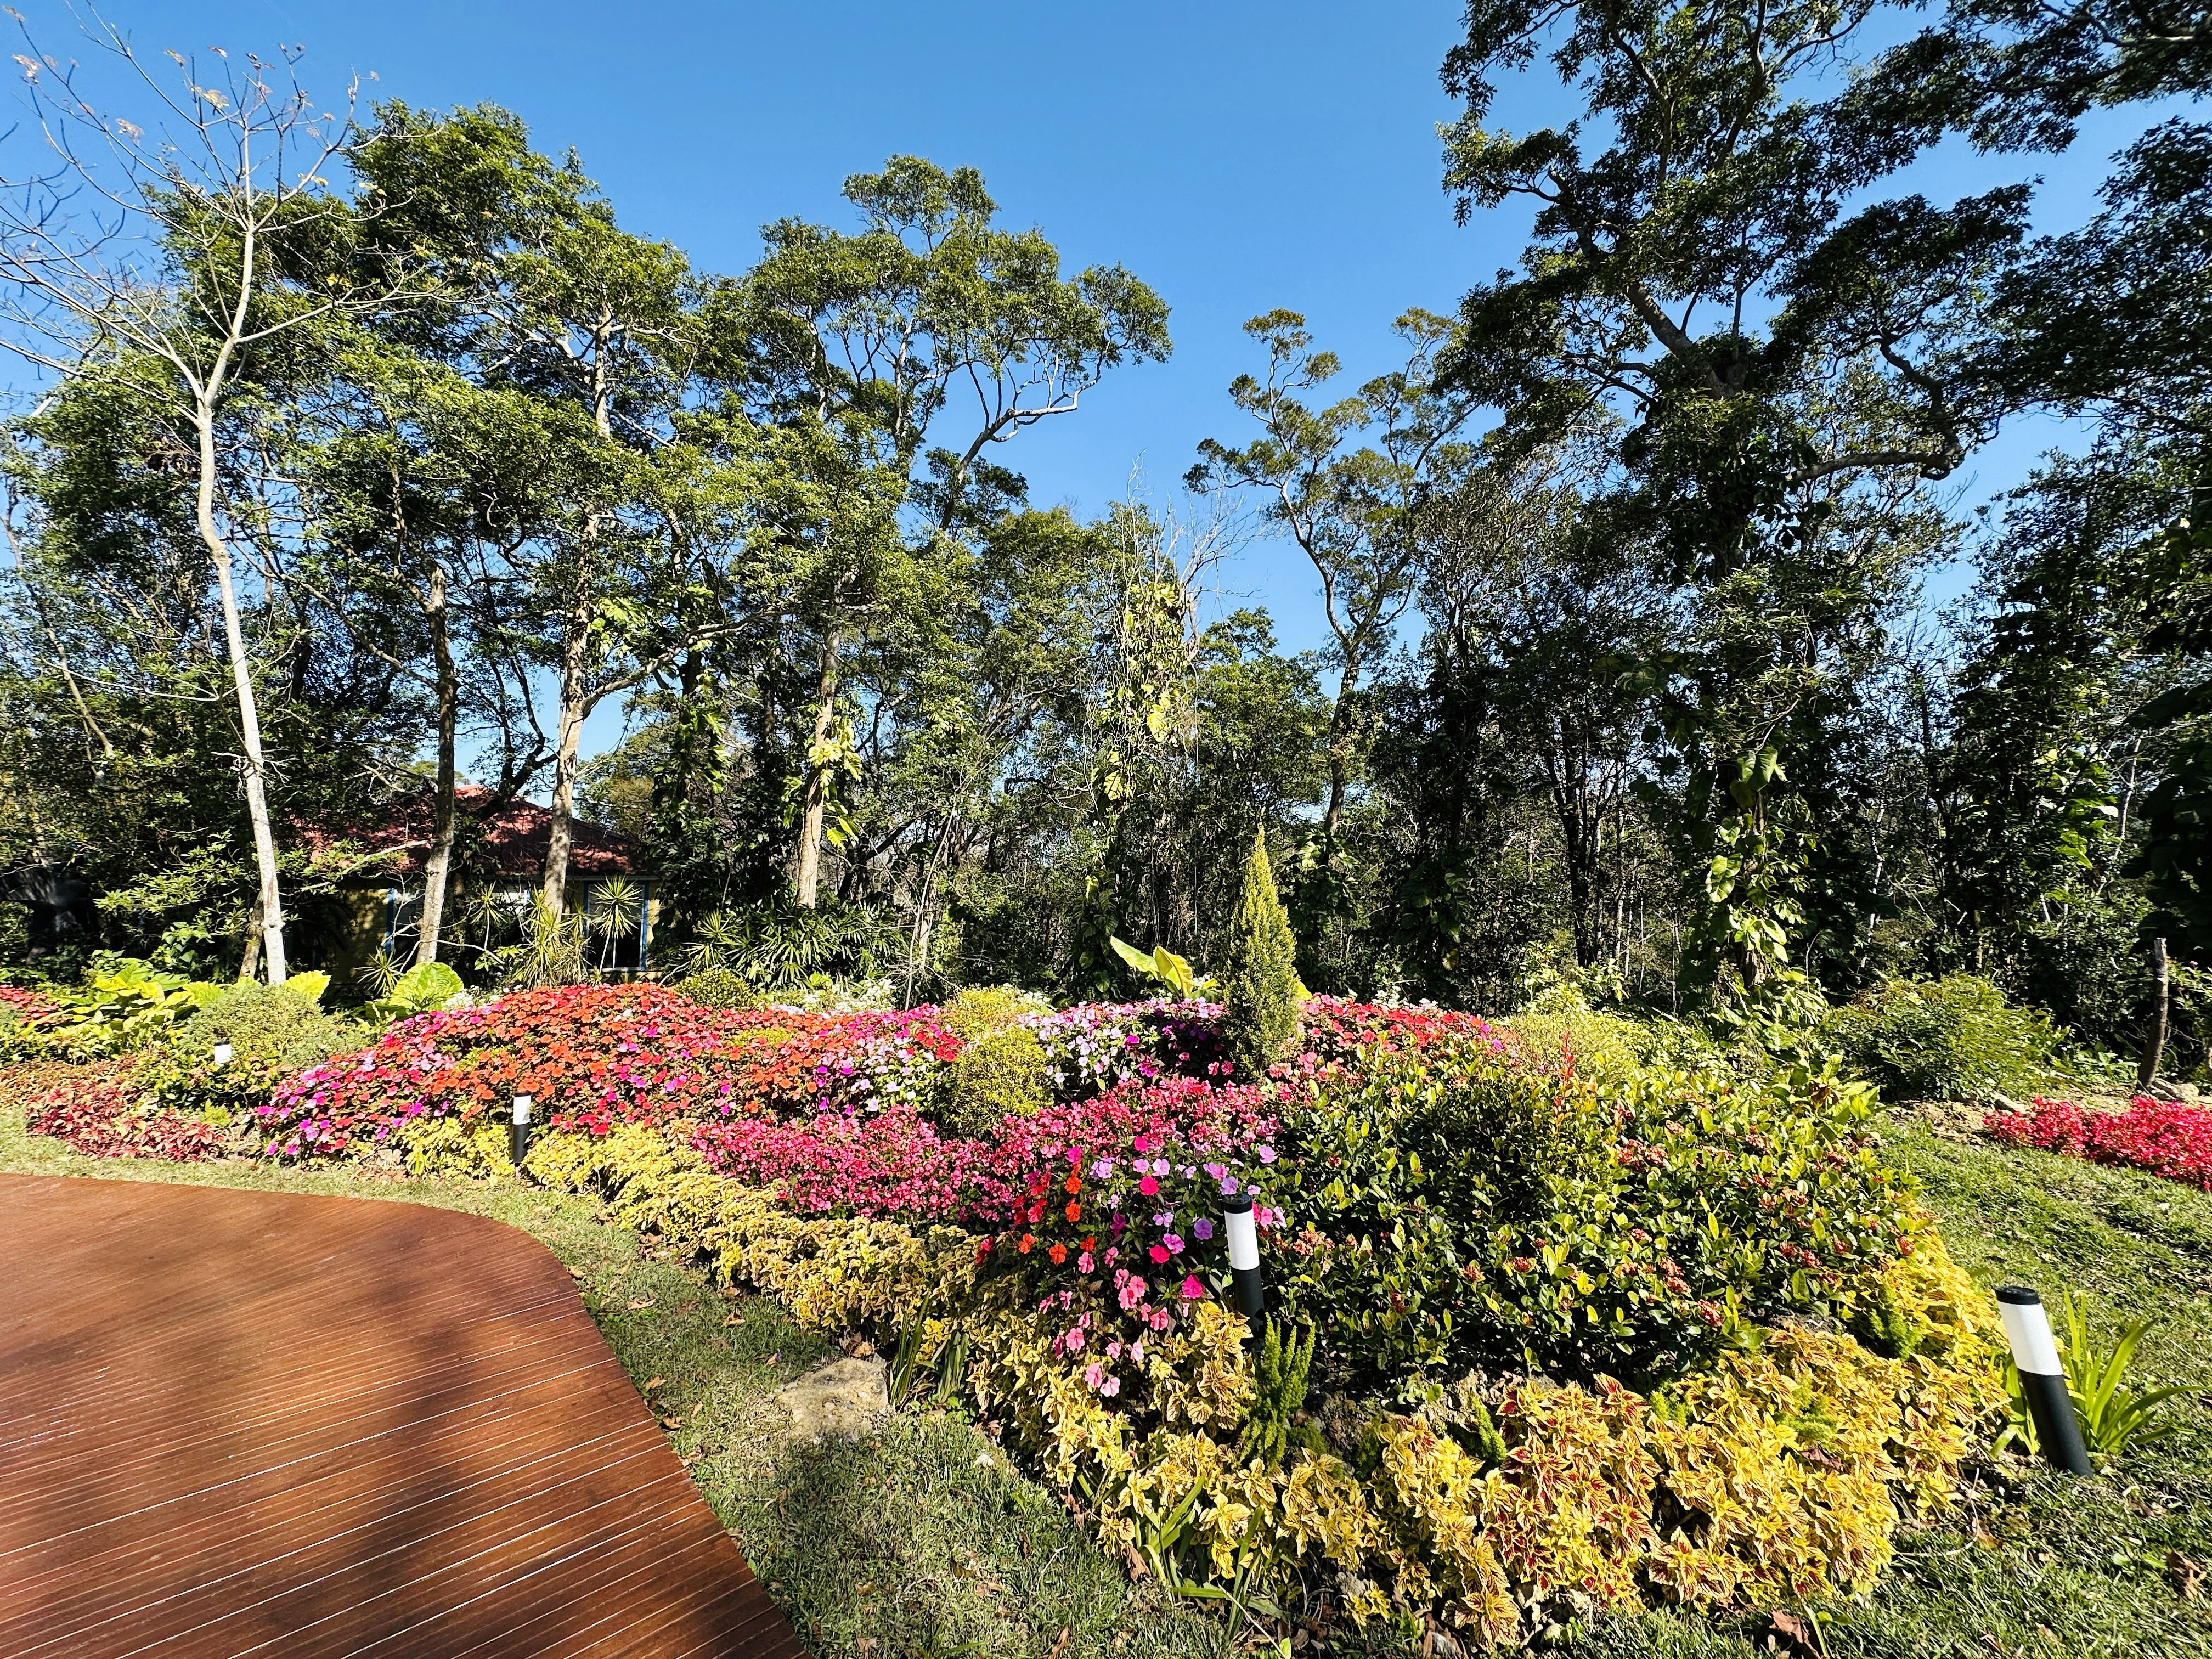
xmin=9 ymin=0 xmax=2183 ymax=766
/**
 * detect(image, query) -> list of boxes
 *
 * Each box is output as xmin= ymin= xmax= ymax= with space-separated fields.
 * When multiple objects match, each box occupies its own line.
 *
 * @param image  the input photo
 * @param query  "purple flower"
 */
xmin=1256 ymin=1144 xmax=1277 ymax=1164
xmin=1193 ymin=1217 xmax=1214 ymax=1240
xmin=1221 ymin=1176 xmax=1239 ymax=1197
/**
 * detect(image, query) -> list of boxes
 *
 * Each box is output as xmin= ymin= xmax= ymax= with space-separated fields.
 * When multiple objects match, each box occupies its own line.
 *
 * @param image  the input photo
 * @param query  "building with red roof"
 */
xmin=301 ymin=786 xmax=655 ymax=985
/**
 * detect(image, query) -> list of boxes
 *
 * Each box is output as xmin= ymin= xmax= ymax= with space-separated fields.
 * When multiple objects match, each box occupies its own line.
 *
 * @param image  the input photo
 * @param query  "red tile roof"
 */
xmin=299 ymin=785 xmax=644 ymax=885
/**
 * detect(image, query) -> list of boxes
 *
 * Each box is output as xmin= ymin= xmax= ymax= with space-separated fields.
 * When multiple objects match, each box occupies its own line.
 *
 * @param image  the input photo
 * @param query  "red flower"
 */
xmin=1048 ymin=1243 xmax=1068 ymax=1265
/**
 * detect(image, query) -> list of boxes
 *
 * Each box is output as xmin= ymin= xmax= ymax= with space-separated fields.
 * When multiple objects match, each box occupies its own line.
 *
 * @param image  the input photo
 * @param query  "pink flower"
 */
xmin=1180 ymin=1274 xmax=1203 ymax=1299
xmin=1084 ymin=1362 xmax=1104 ymax=1389
xmin=1149 ymin=1244 xmax=1170 ymax=1265
xmin=1138 ymin=1175 xmax=1159 ymax=1196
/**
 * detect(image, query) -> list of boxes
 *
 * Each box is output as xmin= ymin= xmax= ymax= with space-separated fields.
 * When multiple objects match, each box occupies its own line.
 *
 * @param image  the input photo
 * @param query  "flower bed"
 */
xmin=258 ymin=985 xmax=975 ymax=1158
xmin=7 ymin=982 xmax=2009 ymax=1649
xmin=8 ymin=1059 xmax=231 ymax=1160
xmin=1984 ymin=1094 xmax=2212 ymax=1189
xmin=523 ymin=1119 xmax=1999 ymax=1645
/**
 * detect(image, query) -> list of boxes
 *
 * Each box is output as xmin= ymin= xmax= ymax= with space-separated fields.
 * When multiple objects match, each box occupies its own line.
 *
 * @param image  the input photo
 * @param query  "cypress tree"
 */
xmin=1223 ymin=829 xmax=1302 ymax=1079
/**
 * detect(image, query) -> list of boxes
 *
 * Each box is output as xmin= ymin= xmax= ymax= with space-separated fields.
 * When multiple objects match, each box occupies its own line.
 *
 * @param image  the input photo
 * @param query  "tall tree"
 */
xmin=724 ymin=157 xmax=1169 ymax=906
xmin=1194 ymin=309 xmax=1470 ymax=843
xmin=1436 ymin=0 xmax=2014 ymax=1007
xmin=0 ymin=26 xmax=418 ymax=980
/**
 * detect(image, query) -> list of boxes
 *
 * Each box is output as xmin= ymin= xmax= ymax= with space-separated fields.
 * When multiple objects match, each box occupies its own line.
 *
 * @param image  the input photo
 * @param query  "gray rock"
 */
xmin=775 ymin=1355 xmax=888 ymax=1441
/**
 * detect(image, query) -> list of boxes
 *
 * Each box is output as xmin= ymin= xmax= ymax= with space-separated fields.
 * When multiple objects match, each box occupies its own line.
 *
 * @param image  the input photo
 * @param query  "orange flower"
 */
xmin=1065 ymin=1200 xmax=1081 ymax=1223
xmin=1082 ymin=1236 xmax=1097 ymax=1251
xmin=1048 ymin=1243 xmax=1068 ymax=1265
xmin=1019 ymin=1233 xmax=1035 ymax=1254
xmin=1063 ymin=1173 xmax=1082 ymax=1194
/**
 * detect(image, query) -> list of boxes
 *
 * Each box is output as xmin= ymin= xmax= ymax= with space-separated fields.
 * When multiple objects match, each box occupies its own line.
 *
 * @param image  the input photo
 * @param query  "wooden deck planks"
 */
xmin=0 ymin=1173 xmax=804 ymax=1659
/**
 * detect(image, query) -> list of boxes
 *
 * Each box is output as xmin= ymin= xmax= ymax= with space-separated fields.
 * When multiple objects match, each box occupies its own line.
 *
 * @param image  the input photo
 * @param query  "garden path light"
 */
xmin=1996 ymin=1286 xmax=2092 ymax=1474
xmin=1222 ymin=1191 xmax=1265 ymax=1318
xmin=511 ymin=1092 xmax=534 ymax=1173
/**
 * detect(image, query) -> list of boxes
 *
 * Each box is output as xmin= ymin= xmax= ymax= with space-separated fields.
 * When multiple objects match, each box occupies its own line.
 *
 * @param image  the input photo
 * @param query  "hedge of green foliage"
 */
xmin=1276 ymin=1030 xmax=1917 ymax=1384
xmin=940 ymin=1023 xmax=1052 ymax=1136
xmin=673 ymin=966 xmax=763 ymax=1010
xmin=137 ymin=980 xmax=359 ymax=1121
xmin=1826 ymin=974 xmax=2063 ymax=1103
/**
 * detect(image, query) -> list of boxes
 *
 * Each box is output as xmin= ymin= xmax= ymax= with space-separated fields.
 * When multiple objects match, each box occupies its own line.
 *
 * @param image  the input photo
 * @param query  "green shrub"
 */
xmin=1274 ymin=1035 xmax=1914 ymax=1383
xmin=139 ymin=980 xmax=359 ymax=1122
xmin=941 ymin=1024 xmax=1051 ymax=1136
xmin=674 ymin=966 xmax=763 ymax=1011
xmin=1497 ymin=1006 xmax=1652 ymax=1075
xmin=1826 ymin=974 xmax=2062 ymax=1102
xmin=939 ymin=985 xmax=1051 ymax=1042
xmin=1222 ymin=831 xmax=1301 ymax=1080
xmin=362 ymin=961 xmax=462 ymax=1027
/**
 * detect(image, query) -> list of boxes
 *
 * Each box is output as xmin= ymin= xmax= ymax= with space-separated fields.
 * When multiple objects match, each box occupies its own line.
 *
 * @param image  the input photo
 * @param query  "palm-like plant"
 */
xmin=488 ymin=897 xmax=590 ymax=990
xmin=676 ymin=899 xmax=895 ymax=996
xmin=585 ymin=878 xmax=642 ymax=972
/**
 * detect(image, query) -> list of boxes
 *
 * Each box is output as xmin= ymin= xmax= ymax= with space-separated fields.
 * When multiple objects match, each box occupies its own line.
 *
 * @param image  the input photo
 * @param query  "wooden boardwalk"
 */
xmin=0 ymin=1174 xmax=804 ymax=1659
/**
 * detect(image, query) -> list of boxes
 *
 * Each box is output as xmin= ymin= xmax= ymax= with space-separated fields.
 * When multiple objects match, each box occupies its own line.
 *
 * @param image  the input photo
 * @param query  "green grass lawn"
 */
xmin=4 ymin=1104 xmax=2207 ymax=1658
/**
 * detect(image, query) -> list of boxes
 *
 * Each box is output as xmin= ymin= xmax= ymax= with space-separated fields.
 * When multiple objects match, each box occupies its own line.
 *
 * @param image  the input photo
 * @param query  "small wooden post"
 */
xmin=2137 ymin=936 xmax=2170 ymax=1091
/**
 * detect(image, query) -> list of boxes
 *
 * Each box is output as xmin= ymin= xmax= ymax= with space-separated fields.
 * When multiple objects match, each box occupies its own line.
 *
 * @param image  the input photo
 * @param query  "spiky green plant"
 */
xmin=2058 ymin=1292 xmax=2190 ymax=1455
xmin=490 ymin=897 xmax=590 ymax=990
xmin=1237 ymin=1319 xmax=1317 ymax=1468
xmin=1221 ymin=830 xmax=1302 ymax=1080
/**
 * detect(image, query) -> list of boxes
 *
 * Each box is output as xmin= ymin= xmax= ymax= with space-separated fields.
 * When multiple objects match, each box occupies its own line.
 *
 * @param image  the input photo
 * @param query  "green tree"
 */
xmin=1222 ymin=830 xmax=1302 ymax=1079
xmin=2129 ymin=487 xmax=2212 ymax=963
xmin=1194 ymin=310 xmax=1471 ymax=845
xmin=724 ymin=156 xmax=1169 ymax=907
xmin=1437 ymin=0 xmax=2003 ymax=1011
xmin=0 ymin=27 xmax=422 ymax=981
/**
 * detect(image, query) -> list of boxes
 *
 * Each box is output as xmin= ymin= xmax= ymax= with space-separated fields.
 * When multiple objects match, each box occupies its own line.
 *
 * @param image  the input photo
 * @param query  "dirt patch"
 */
xmin=775 ymin=1355 xmax=888 ymax=1441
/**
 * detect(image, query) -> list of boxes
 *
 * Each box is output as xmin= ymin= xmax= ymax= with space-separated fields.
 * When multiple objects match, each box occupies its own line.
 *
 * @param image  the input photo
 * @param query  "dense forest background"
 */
xmin=0 ymin=0 xmax=2204 ymax=1070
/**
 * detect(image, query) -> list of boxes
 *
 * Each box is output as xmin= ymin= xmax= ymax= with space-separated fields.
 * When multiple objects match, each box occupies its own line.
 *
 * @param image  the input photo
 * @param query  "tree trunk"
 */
xmin=415 ymin=561 xmax=460 ymax=966
xmin=195 ymin=407 xmax=287 ymax=984
xmin=238 ymin=892 xmax=263 ymax=983
xmin=2138 ymin=935 xmax=2170 ymax=1090
xmin=1320 ymin=662 xmax=1359 ymax=841
xmin=539 ymin=610 xmax=590 ymax=916
xmin=1545 ymin=733 xmax=1602 ymax=967
xmin=793 ymin=635 xmax=839 ymax=908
